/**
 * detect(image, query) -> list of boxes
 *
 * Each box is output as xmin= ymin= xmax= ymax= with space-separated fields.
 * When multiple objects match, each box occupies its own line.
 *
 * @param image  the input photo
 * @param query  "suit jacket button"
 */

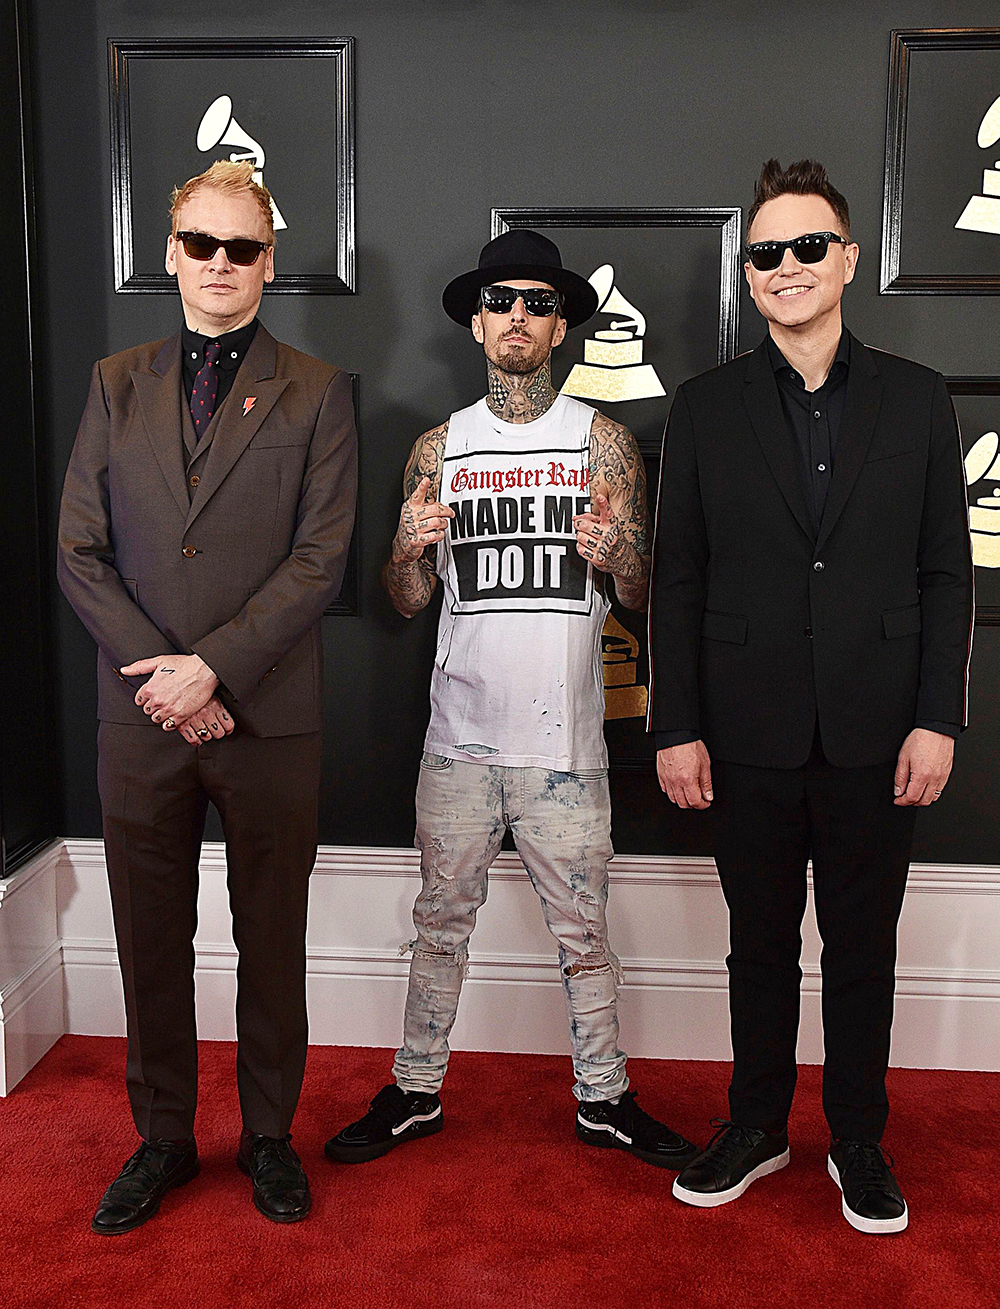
xmin=189 ymin=475 xmax=200 ymax=487
xmin=805 ymin=627 xmax=813 ymax=638
xmin=182 ymin=546 xmax=197 ymax=558
xmin=813 ymin=560 xmax=824 ymax=571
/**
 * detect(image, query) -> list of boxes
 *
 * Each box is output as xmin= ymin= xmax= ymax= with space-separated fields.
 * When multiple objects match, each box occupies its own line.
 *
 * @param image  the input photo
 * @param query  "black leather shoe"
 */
xmin=672 ymin=1119 xmax=789 ymax=1207
xmin=576 ymin=1090 xmax=700 ymax=1169
xmin=91 ymin=1138 xmax=199 ymax=1235
xmin=237 ymin=1130 xmax=311 ymax=1223
xmin=828 ymin=1138 xmax=908 ymax=1233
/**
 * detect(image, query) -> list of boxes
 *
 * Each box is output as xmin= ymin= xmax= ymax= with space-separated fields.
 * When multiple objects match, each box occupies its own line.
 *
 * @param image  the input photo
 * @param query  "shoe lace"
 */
xmin=614 ymin=1090 xmax=654 ymax=1130
xmin=116 ymin=1141 xmax=182 ymax=1193
xmin=700 ymin=1119 xmax=765 ymax=1168
xmin=839 ymin=1140 xmax=894 ymax=1191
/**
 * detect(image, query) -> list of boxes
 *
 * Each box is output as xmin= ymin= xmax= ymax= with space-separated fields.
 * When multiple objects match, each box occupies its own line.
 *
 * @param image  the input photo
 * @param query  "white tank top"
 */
xmin=424 ymin=394 xmax=610 ymax=770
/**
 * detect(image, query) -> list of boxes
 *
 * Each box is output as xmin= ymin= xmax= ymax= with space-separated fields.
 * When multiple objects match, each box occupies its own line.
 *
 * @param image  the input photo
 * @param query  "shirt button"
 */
xmin=231 ymin=351 xmax=238 ymax=359
xmin=817 ymin=463 xmax=826 ymax=472
xmin=189 ymin=475 xmax=200 ymax=487
xmin=190 ymin=352 xmax=198 ymax=359
xmin=813 ymin=561 xmax=824 ymax=571
xmin=814 ymin=411 xmax=822 ymax=419
xmin=805 ymin=627 xmax=813 ymax=638
xmin=182 ymin=546 xmax=197 ymax=558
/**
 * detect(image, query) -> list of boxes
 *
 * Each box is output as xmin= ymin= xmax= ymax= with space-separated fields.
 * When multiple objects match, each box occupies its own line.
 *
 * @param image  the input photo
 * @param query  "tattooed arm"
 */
xmin=574 ymin=412 xmax=651 ymax=610
xmin=382 ymin=422 xmax=454 ymax=618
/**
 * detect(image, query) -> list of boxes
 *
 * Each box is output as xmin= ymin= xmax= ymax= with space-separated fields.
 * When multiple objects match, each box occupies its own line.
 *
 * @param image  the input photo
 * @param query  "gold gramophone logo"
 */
xmin=965 ymin=428 xmax=1000 ymax=568
xmin=602 ymin=613 xmax=648 ymax=720
xmin=197 ymin=95 xmax=288 ymax=231
xmin=955 ymin=93 xmax=1000 ymax=237
xmin=562 ymin=265 xmax=666 ymax=404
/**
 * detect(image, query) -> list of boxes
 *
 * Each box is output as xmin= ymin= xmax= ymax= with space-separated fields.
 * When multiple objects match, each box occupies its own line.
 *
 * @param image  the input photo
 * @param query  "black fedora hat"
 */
xmin=443 ymin=229 xmax=599 ymax=330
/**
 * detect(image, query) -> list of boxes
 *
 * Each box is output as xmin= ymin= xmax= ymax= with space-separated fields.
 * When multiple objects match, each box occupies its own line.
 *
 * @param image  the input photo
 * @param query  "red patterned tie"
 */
xmin=190 ymin=340 xmax=222 ymax=437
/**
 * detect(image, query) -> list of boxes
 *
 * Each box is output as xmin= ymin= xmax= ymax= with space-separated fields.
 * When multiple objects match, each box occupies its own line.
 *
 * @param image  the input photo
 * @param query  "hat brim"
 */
xmin=442 ymin=262 xmax=599 ymax=331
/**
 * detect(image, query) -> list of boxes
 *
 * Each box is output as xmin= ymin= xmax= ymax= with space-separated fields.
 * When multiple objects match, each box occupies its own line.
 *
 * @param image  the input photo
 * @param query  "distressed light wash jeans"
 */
xmin=392 ymin=753 xmax=628 ymax=1103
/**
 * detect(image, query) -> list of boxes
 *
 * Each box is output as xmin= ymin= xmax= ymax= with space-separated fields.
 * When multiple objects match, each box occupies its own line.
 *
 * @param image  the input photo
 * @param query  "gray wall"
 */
xmin=26 ymin=1 xmax=1000 ymax=860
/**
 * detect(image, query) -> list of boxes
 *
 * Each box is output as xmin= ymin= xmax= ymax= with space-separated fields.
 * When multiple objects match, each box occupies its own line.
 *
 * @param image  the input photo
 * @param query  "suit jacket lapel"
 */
xmin=185 ymin=326 xmax=289 ymax=531
xmin=816 ymin=335 xmax=883 ymax=552
xmin=131 ymin=334 xmax=189 ymax=519
xmin=742 ymin=341 xmax=815 ymax=542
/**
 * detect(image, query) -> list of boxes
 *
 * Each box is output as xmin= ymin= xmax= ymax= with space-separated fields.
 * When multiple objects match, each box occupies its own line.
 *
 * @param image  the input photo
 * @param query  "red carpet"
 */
xmin=2 ymin=1038 xmax=997 ymax=1309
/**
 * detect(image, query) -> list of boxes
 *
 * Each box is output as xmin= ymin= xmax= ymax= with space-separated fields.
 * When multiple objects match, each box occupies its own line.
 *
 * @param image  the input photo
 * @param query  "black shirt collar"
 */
xmin=181 ymin=317 xmax=259 ymax=373
xmin=766 ymin=328 xmax=850 ymax=390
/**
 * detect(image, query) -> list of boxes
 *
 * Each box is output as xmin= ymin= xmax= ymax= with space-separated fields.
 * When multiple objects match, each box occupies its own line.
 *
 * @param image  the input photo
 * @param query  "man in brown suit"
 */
xmin=58 ymin=161 xmax=356 ymax=1231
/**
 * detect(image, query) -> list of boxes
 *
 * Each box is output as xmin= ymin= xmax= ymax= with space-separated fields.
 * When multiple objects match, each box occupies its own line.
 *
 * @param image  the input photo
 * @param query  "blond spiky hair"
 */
xmin=169 ymin=160 xmax=275 ymax=244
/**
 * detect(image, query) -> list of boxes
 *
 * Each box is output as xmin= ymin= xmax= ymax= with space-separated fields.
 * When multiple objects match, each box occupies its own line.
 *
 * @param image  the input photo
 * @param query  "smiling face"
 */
xmin=744 ymin=192 xmax=858 ymax=334
xmin=165 ymin=186 xmax=274 ymax=333
xmin=471 ymin=279 xmax=567 ymax=373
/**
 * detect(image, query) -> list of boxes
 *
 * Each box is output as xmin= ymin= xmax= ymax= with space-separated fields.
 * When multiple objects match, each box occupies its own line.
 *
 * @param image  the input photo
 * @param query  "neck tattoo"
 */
xmin=486 ymin=360 xmax=558 ymax=423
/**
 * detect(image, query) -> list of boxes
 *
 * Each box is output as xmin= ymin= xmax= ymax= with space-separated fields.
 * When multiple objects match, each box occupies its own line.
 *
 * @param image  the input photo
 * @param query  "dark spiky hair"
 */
xmin=748 ymin=159 xmax=851 ymax=239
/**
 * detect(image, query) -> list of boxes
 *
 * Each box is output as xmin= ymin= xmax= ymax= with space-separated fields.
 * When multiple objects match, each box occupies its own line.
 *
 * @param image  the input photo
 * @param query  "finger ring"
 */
xmin=197 ymin=728 xmax=210 ymax=738
xmin=164 ymin=718 xmax=175 ymax=729
xmin=933 ymin=789 xmax=943 ymax=796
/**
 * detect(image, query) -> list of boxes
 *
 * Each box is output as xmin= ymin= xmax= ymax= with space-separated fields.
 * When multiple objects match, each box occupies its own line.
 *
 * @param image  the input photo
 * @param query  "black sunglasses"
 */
xmin=479 ymin=284 xmax=562 ymax=317
xmin=745 ymin=231 xmax=849 ymax=272
xmin=175 ymin=230 xmax=269 ymax=266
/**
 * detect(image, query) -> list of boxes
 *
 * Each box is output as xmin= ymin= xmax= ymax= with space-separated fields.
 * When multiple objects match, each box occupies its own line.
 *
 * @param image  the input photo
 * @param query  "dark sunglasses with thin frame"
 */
xmin=479 ymin=284 xmax=562 ymax=317
xmin=744 ymin=230 xmax=849 ymax=272
xmin=175 ymin=230 xmax=270 ymax=266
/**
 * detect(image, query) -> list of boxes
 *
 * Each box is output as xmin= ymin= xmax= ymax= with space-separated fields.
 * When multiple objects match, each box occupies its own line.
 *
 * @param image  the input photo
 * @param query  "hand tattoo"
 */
xmin=385 ymin=422 xmax=450 ymax=617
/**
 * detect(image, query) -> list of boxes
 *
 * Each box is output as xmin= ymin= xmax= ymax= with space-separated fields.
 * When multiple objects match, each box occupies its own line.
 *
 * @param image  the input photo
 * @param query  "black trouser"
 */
xmin=97 ymin=723 xmax=321 ymax=1142
xmin=711 ymin=733 xmax=916 ymax=1142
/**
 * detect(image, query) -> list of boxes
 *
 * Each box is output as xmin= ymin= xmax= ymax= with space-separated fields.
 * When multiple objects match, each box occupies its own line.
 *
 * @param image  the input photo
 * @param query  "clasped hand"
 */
xmin=123 ymin=653 xmax=219 ymax=730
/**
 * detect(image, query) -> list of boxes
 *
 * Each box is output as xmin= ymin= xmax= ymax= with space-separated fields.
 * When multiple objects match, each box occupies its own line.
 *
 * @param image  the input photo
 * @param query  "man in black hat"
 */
xmin=324 ymin=230 xmax=698 ymax=1169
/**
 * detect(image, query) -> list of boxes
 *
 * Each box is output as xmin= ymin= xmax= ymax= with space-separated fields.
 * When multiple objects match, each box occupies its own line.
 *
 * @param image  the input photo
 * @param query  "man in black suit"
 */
xmin=648 ymin=159 xmax=973 ymax=1233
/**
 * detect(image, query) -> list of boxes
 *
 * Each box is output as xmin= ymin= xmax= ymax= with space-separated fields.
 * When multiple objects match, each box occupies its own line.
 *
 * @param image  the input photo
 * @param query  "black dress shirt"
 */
xmin=653 ymin=329 xmax=958 ymax=749
xmin=181 ymin=317 xmax=259 ymax=410
xmin=767 ymin=329 xmax=849 ymax=534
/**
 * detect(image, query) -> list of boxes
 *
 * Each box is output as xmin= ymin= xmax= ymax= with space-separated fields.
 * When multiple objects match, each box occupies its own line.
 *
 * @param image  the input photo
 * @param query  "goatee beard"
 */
xmin=495 ymin=343 xmax=544 ymax=374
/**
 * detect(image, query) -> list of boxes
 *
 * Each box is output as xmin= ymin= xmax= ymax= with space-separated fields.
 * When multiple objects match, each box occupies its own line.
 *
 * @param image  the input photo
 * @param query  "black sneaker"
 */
xmin=324 ymin=1084 xmax=444 ymax=1163
xmin=672 ymin=1119 xmax=789 ymax=1207
xmin=576 ymin=1090 xmax=700 ymax=1169
xmin=828 ymin=1138 xmax=908 ymax=1234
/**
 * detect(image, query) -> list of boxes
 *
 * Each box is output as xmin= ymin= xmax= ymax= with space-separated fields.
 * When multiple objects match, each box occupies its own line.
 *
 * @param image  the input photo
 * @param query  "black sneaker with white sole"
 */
xmin=828 ymin=1138 xmax=908 ymax=1234
xmin=672 ymin=1119 xmax=789 ymax=1207
xmin=576 ymin=1090 xmax=700 ymax=1169
xmin=324 ymin=1084 xmax=443 ymax=1163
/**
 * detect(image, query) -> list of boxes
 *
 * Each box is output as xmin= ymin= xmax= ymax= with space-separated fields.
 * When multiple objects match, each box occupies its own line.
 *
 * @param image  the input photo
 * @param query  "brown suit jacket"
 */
xmin=58 ymin=324 xmax=357 ymax=736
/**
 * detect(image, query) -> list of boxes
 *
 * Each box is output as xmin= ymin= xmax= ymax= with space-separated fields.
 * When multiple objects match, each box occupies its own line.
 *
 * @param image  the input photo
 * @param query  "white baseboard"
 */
xmin=54 ymin=838 xmax=1000 ymax=1075
xmin=0 ymin=843 xmax=64 ymax=1095
xmin=3 ymin=837 xmax=998 ymax=1093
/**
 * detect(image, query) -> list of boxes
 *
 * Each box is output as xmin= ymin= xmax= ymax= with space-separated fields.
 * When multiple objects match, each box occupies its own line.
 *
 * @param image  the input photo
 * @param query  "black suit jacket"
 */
xmin=58 ymin=325 xmax=357 ymax=736
xmin=648 ymin=333 xmax=974 ymax=769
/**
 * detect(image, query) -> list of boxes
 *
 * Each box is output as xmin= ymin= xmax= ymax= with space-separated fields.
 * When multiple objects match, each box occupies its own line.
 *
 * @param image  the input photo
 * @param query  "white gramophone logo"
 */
xmin=562 ymin=265 xmax=666 ymax=404
xmin=965 ymin=429 xmax=1000 ymax=568
xmin=197 ymin=95 xmax=287 ymax=232
xmin=955 ymin=93 xmax=1000 ymax=237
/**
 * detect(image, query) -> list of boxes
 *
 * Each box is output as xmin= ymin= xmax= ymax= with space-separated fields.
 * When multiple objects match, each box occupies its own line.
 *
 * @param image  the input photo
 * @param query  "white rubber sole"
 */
xmin=672 ymin=1148 xmax=790 ymax=1208
xmin=827 ymin=1155 xmax=909 ymax=1233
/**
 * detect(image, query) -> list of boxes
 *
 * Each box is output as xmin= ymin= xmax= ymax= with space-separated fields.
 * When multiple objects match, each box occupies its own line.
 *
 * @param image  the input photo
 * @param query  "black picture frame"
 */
xmin=492 ymin=206 xmax=742 ymax=387
xmin=109 ymin=38 xmax=355 ymax=294
xmin=324 ymin=373 xmax=360 ymax=616
xmin=946 ymin=376 xmax=1000 ymax=625
xmin=491 ymin=207 xmax=741 ymax=769
xmin=881 ymin=27 xmax=1000 ymax=295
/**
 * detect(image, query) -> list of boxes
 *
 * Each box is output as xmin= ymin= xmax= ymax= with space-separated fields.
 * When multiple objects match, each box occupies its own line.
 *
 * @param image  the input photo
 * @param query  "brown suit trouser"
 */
xmin=97 ymin=723 xmax=321 ymax=1142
